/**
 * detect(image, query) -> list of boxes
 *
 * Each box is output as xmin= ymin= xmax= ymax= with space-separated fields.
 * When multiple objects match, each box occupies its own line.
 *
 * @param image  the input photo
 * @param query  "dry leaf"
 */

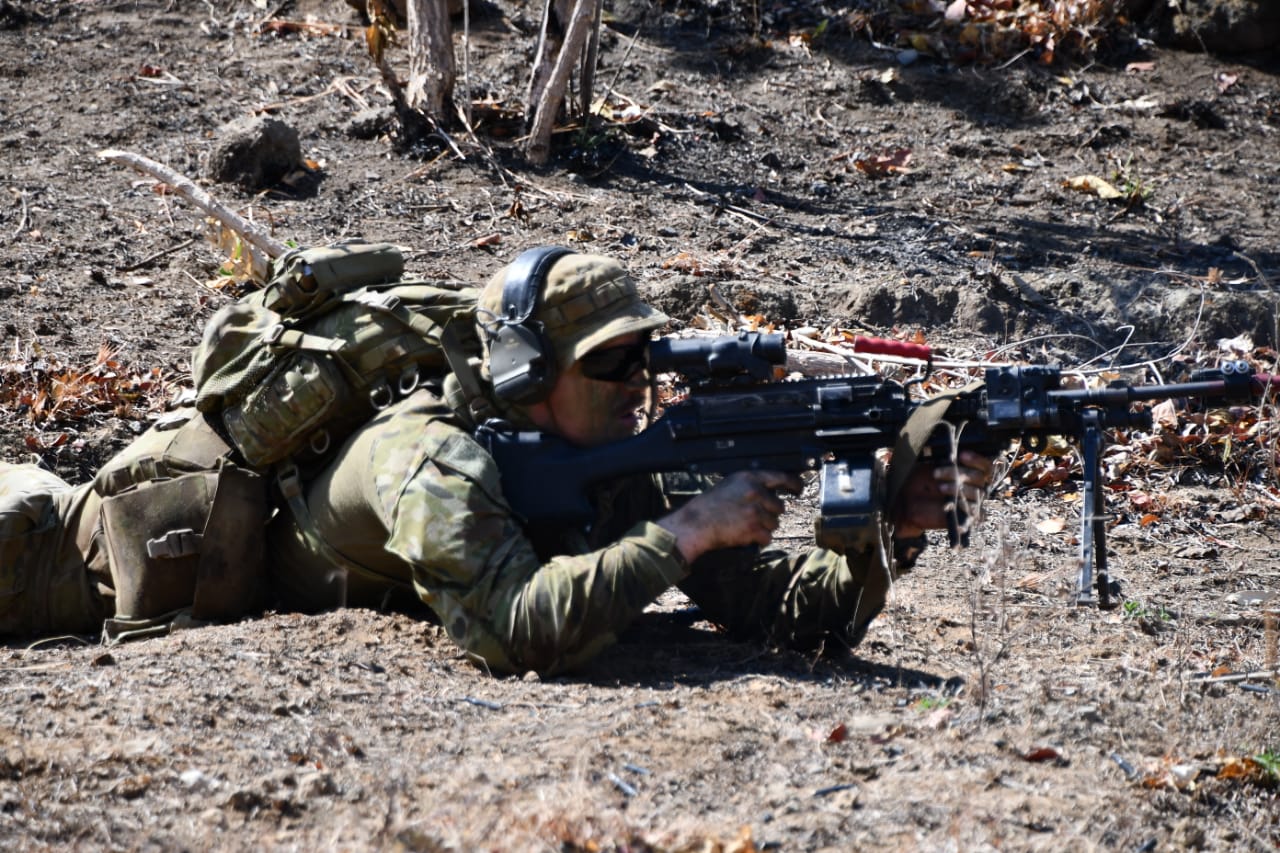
xmin=662 ymin=251 xmax=705 ymax=275
xmin=365 ymin=25 xmax=385 ymax=63
xmin=1063 ymin=175 xmax=1123 ymax=199
xmin=1036 ymin=517 xmax=1067 ymax=534
xmin=854 ymin=148 xmax=913 ymax=178
xmin=1151 ymin=399 xmax=1178 ymax=429
xmin=924 ymin=706 xmax=954 ymax=730
xmin=1216 ymin=756 xmax=1263 ymax=781
xmin=1217 ymin=333 xmax=1254 ymax=356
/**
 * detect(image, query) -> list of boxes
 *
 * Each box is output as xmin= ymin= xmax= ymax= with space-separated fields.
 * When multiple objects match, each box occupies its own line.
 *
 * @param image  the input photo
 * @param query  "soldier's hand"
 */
xmin=659 ymin=470 xmax=803 ymax=564
xmin=892 ymin=450 xmax=994 ymax=539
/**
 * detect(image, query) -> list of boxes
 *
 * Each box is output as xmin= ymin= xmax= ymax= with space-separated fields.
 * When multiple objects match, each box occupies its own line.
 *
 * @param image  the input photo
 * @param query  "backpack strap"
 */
xmin=440 ymin=322 xmax=499 ymax=426
xmin=264 ymin=324 xmax=347 ymax=354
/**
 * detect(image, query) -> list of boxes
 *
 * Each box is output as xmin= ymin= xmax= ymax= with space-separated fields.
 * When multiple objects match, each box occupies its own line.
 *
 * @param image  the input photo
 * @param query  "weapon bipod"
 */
xmin=1076 ymin=410 xmax=1119 ymax=608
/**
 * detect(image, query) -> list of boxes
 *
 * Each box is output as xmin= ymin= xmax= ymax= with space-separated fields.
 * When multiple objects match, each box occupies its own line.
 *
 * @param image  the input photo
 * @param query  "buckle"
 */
xmin=369 ymin=381 xmax=394 ymax=410
xmin=277 ymin=463 xmax=303 ymax=500
xmin=145 ymin=528 xmax=202 ymax=559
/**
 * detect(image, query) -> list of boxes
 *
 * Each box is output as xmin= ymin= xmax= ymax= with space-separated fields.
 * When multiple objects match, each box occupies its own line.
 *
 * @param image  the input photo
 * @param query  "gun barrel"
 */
xmin=1051 ymin=365 xmax=1277 ymax=409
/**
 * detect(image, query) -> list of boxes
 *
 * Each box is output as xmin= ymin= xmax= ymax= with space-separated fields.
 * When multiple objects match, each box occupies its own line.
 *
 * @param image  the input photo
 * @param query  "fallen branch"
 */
xmin=9 ymin=188 xmax=29 ymax=238
xmin=119 ymin=237 xmax=197 ymax=272
xmin=1189 ymin=669 xmax=1277 ymax=685
xmin=97 ymin=148 xmax=288 ymax=261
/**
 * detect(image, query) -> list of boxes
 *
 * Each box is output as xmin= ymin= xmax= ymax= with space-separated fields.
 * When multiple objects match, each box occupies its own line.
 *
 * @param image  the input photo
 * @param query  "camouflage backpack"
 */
xmin=86 ymin=240 xmax=480 ymax=641
xmin=192 ymin=239 xmax=481 ymax=470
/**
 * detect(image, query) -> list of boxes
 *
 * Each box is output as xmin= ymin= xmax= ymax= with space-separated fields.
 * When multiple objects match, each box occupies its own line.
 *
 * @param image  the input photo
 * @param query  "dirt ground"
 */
xmin=2 ymin=1 xmax=1279 ymax=850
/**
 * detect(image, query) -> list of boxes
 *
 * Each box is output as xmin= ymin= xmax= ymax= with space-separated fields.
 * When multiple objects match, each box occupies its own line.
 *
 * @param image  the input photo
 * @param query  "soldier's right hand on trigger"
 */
xmin=658 ymin=470 xmax=804 ymax=565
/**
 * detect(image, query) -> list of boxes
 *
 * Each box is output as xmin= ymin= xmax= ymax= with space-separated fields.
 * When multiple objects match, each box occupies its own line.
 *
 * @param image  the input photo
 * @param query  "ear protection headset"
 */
xmin=487 ymin=245 xmax=575 ymax=404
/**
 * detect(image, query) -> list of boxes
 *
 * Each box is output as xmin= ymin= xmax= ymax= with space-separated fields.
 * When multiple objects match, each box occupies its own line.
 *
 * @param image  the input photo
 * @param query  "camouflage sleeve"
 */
xmin=658 ymin=472 xmax=911 ymax=652
xmin=374 ymin=426 xmax=688 ymax=675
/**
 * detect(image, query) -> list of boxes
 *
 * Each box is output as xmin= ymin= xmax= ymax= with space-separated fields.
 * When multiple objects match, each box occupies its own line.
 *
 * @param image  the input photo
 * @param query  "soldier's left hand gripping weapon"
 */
xmin=476 ymin=332 xmax=1278 ymax=608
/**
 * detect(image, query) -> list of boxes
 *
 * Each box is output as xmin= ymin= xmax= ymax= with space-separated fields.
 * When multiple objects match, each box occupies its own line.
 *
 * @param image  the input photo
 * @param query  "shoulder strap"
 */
xmin=440 ymin=322 xmax=498 ymax=426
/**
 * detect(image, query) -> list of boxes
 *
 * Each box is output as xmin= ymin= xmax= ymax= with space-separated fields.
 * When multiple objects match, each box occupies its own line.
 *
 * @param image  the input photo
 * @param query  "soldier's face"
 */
xmin=529 ymin=332 xmax=648 ymax=447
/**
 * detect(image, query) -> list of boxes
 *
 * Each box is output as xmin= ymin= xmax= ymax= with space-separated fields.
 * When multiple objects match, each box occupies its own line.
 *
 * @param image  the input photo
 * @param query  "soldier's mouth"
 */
xmin=617 ymin=403 xmax=645 ymax=430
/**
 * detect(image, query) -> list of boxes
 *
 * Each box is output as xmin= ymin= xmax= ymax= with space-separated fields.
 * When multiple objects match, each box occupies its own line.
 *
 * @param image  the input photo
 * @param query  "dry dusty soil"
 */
xmin=2 ymin=1 xmax=1279 ymax=850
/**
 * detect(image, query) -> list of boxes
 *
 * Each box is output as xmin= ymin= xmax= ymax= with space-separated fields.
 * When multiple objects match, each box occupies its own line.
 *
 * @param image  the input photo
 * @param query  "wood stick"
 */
xmin=578 ymin=0 xmax=602 ymax=119
xmin=97 ymin=148 xmax=288 ymax=260
xmin=10 ymin=188 xmax=29 ymax=238
xmin=526 ymin=0 xmax=598 ymax=165
xmin=118 ymin=237 xmax=197 ymax=272
xmin=1189 ymin=669 xmax=1277 ymax=685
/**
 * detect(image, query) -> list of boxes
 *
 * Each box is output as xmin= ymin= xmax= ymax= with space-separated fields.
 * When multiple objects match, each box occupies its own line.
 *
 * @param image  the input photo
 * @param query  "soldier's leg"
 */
xmin=0 ymin=463 xmax=110 ymax=637
xmin=677 ymin=545 xmax=895 ymax=652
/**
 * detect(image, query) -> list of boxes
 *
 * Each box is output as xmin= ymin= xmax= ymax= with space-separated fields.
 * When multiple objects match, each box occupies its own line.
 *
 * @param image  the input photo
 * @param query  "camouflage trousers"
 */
xmin=0 ymin=463 xmax=110 ymax=637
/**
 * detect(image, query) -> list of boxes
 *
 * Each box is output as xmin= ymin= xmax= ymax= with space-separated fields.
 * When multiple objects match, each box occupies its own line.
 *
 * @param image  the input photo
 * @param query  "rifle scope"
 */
xmin=648 ymin=332 xmax=786 ymax=382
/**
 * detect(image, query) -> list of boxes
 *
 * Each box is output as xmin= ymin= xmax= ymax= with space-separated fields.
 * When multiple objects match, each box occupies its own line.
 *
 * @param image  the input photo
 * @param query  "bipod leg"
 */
xmin=1075 ymin=412 xmax=1112 ymax=607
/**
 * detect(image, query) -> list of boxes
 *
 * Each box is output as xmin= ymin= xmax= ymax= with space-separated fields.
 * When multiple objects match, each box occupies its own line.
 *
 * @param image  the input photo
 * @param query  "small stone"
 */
xmin=180 ymin=769 xmax=209 ymax=788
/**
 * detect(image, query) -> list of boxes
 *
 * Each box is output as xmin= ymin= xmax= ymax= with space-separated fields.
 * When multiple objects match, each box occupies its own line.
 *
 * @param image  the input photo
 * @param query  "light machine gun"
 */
xmin=476 ymin=332 xmax=1277 ymax=608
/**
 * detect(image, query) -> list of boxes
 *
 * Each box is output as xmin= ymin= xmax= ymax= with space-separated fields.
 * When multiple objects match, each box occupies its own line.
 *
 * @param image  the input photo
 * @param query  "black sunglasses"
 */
xmin=578 ymin=340 xmax=649 ymax=382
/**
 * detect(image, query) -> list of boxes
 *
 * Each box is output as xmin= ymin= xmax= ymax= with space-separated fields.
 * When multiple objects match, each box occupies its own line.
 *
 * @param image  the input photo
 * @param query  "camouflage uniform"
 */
xmin=1 ymin=250 xmax=911 ymax=671
xmin=263 ymin=381 xmax=901 ymax=676
xmin=1 ymin=407 xmax=266 ymax=640
xmin=265 ymin=384 xmax=900 ymax=674
xmin=265 ymin=251 xmax=908 ymax=674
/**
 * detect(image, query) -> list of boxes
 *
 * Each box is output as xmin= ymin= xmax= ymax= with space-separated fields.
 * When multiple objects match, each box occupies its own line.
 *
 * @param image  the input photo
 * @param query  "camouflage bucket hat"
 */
xmin=478 ymin=251 xmax=669 ymax=372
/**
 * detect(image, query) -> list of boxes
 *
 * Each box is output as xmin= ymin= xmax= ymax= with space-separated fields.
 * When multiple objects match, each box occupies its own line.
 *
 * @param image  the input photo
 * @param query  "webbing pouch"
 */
xmin=100 ymin=464 xmax=267 ymax=643
xmin=94 ymin=408 xmax=235 ymax=497
xmin=222 ymin=350 xmax=349 ymax=468
xmin=262 ymin=240 xmax=405 ymax=316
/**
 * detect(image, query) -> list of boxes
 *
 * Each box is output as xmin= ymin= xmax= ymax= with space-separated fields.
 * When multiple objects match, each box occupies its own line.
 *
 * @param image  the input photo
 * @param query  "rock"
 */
xmin=346 ymin=107 xmax=395 ymax=140
xmin=206 ymin=116 xmax=302 ymax=190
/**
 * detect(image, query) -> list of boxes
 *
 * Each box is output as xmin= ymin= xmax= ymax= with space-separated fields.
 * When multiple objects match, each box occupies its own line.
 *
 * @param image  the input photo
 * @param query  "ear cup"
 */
xmin=489 ymin=320 xmax=556 ymax=404
xmin=487 ymin=246 xmax=575 ymax=404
